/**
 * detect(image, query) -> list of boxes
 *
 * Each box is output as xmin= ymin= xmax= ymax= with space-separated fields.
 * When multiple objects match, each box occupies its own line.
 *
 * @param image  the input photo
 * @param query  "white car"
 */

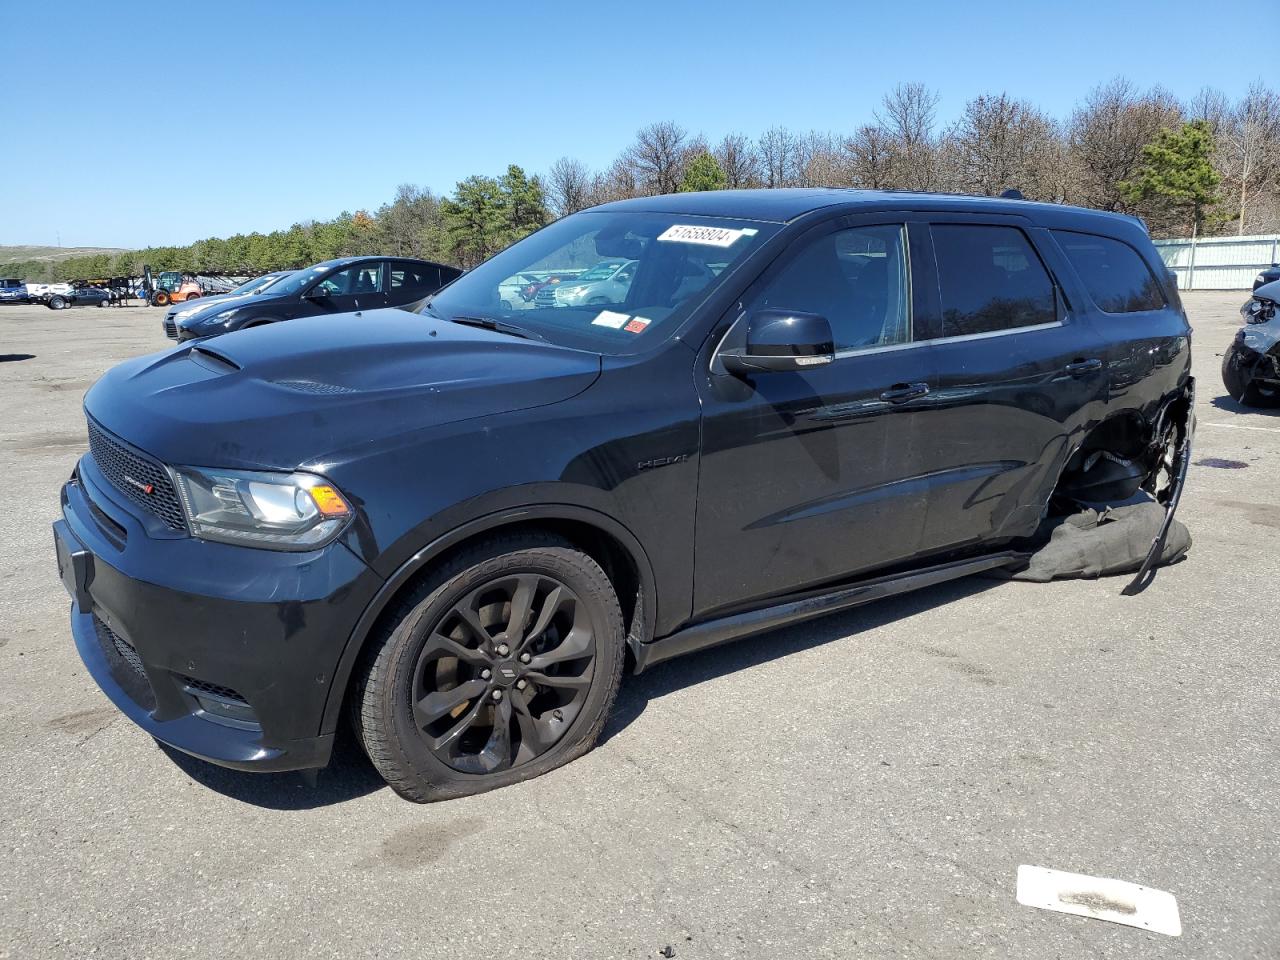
xmin=534 ymin=260 xmax=637 ymax=308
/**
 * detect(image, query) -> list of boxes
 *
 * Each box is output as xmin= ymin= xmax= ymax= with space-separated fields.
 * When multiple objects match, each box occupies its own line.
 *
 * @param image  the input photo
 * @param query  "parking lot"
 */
xmin=1 ymin=292 xmax=1276 ymax=958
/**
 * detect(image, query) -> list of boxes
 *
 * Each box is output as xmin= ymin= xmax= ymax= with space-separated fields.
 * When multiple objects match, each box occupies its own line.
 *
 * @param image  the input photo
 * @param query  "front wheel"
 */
xmin=352 ymin=534 xmax=625 ymax=802
xmin=1222 ymin=342 xmax=1280 ymax=408
xmin=47 ymin=295 xmax=65 ymax=310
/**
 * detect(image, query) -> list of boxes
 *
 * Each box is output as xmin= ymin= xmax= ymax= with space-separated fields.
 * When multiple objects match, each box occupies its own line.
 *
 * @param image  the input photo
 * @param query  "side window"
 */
xmin=316 ymin=263 xmax=383 ymax=296
xmin=390 ymin=262 xmax=436 ymax=296
xmin=1052 ymin=231 xmax=1166 ymax=313
xmin=749 ymin=224 xmax=911 ymax=350
xmin=932 ymin=225 xmax=1057 ymax=337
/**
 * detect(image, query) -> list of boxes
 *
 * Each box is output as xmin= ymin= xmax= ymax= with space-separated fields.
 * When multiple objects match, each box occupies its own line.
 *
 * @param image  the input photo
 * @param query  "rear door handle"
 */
xmin=880 ymin=382 xmax=930 ymax=403
xmin=1064 ymin=358 xmax=1103 ymax=376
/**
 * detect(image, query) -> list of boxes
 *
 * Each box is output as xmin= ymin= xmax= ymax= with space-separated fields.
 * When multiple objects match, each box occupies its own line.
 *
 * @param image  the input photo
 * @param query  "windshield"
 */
xmin=422 ymin=211 xmax=778 ymax=354
xmin=232 ymin=271 xmax=291 ymax=295
xmin=260 ymin=263 xmax=340 ymax=297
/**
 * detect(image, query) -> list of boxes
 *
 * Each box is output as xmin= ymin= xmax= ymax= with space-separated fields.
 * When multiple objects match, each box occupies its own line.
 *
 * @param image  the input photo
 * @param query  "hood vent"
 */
xmin=189 ymin=346 xmax=241 ymax=373
xmin=270 ymin=378 xmax=359 ymax=396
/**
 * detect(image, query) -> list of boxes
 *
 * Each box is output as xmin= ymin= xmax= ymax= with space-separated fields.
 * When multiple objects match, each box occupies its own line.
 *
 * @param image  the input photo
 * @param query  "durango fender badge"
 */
xmin=637 ymin=454 xmax=689 ymax=472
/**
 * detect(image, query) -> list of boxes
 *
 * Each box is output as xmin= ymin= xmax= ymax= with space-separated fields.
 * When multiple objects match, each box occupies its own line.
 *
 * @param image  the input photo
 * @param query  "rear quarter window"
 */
xmin=1052 ymin=231 xmax=1166 ymax=313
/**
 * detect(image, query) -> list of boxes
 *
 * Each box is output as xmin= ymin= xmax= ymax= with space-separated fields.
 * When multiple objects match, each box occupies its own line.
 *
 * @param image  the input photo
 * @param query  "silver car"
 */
xmin=535 ymin=260 xmax=636 ymax=308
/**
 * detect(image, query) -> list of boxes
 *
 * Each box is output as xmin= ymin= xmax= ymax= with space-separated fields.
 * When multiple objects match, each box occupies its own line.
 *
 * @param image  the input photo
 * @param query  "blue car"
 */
xmin=0 ymin=278 xmax=27 ymax=303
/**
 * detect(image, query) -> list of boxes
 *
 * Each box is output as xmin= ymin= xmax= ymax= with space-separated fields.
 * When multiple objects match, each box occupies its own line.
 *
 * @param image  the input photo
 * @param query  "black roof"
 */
xmin=594 ymin=188 xmax=1142 ymax=235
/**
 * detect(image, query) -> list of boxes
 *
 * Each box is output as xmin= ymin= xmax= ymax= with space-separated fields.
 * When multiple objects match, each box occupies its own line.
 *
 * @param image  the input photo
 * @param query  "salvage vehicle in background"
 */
xmin=1253 ymin=263 xmax=1280 ymax=291
xmin=1222 ymin=278 xmax=1280 ymax=407
xmin=533 ymin=259 xmax=635 ymax=307
xmin=166 ymin=256 xmax=460 ymax=340
xmin=54 ymin=189 xmax=1193 ymax=802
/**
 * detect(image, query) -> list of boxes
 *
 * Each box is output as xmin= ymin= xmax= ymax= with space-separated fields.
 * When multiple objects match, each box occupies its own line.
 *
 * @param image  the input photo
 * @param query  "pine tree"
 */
xmin=1121 ymin=121 xmax=1222 ymax=235
xmin=679 ymin=151 xmax=728 ymax=192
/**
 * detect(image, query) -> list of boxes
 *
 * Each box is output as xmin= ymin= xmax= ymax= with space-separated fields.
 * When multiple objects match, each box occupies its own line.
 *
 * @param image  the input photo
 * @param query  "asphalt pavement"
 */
xmin=1 ymin=292 xmax=1276 ymax=959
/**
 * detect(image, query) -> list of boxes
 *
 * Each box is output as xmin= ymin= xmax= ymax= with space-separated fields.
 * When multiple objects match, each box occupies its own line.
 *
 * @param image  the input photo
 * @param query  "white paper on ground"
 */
xmin=1016 ymin=865 xmax=1181 ymax=936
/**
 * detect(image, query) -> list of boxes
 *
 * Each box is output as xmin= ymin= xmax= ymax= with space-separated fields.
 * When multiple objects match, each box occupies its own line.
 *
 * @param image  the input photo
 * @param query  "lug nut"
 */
xmin=480 ymin=669 xmax=492 ymax=680
xmin=519 ymin=652 xmax=531 ymax=664
xmin=497 ymin=643 xmax=510 ymax=656
xmin=492 ymin=689 xmax=503 ymax=702
xmin=515 ymin=678 xmax=527 ymax=690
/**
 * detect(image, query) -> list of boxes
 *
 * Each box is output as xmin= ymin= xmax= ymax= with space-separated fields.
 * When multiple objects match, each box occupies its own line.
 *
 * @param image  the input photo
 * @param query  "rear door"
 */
xmin=388 ymin=260 xmax=443 ymax=308
xmin=693 ymin=215 xmax=937 ymax=617
xmin=912 ymin=217 xmax=1110 ymax=554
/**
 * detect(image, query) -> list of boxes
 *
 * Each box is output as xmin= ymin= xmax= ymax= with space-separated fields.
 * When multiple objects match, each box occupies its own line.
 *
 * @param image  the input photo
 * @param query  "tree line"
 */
xmin=12 ymin=76 xmax=1278 ymax=283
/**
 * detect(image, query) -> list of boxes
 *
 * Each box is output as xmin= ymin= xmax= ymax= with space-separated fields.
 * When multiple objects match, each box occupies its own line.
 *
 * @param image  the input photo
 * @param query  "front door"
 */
xmin=693 ymin=218 xmax=936 ymax=619
xmin=305 ymin=260 xmax=388 ymax=315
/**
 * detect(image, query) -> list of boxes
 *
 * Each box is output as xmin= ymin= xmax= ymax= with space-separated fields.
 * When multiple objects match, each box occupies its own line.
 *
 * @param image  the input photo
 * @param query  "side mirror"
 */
xmin=720 ymin=309 xmax=835 ymax=375
xmin=304 ymin=287 xmax=331 ymax=301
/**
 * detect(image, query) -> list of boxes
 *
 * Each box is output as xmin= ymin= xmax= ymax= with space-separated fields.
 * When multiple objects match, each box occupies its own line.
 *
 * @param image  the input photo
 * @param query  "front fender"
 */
xmin=315 ymin=500 xmax=658 ymax=738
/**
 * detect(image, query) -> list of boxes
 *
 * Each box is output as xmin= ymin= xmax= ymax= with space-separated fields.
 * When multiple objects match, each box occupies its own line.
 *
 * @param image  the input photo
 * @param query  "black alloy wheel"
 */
xmin=353 ymin=534 xmax=624 ymax=802
xmin=412 ymin=573 xmax=595 ymax=773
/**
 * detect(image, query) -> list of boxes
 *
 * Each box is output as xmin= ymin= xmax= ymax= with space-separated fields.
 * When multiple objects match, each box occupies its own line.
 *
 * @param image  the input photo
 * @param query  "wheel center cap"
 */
xmin=494 ymin=661 xmax=520 ymax=685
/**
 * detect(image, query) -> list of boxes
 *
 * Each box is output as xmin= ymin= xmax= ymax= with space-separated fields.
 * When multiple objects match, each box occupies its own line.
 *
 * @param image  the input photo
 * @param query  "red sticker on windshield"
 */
xmin=624 ymin=317 xmax=650 ymax=334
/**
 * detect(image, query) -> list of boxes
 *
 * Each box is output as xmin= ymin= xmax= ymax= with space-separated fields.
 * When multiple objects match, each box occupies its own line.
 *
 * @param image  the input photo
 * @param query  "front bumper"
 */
xmin=56 ymin=462 xmax=382 ymax=772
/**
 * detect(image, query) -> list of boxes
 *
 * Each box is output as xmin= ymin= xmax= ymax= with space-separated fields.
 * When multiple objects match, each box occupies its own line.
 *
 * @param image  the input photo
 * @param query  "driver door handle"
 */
xmin=1064 ymin=358 xmax=1103 ymax=376
xmin=880 ymin=382 xmax=930 ymax=403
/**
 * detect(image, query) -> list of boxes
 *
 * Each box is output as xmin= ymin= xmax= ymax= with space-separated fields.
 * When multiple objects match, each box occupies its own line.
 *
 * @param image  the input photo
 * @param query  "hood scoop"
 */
xmin=270 ymin=378 xmax=359 ymax=396
xmin=189 ymin=345 xmax=241 ymax=373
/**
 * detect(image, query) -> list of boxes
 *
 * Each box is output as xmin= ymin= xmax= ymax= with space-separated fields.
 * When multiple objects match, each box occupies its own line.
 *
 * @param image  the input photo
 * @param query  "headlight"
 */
xmin=172 ymin=466 xmax=352 ymax=550
xmin=1242 ymin=299 xmax=1275 ymax=324
xmin=203 ymin=308 xmax=238 ymax=325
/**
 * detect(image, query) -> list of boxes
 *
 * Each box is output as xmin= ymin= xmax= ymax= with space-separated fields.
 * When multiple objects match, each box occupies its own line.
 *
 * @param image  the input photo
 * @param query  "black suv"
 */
xmin=166 ymin=256 xmax=461 ymax=341
xmin=54 ymin=190 xmax=1193 ymax=802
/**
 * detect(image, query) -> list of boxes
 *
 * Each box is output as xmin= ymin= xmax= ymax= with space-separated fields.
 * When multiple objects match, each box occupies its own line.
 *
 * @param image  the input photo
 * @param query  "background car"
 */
xmin=1223 ymin=279 xmax=1280 ymax=407
xmin=0 ymin=278 xmax=27 ymax=303
xmin=164 ymin=270 xmax=296 ymax=329
xmin=169 ymin=256 xmax=461 ymax=341
xmin=534 ymin=259 xmax=636 ymax=307
xmin=46 ymin=286 xmax=110 ymax=309
xmin=1253 ymin=263 xmax=1280 ymax=290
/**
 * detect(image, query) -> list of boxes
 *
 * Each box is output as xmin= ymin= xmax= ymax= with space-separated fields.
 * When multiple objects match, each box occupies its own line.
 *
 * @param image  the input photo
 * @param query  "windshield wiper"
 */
xmin=447 ymin=315 xmax=549 ymax=343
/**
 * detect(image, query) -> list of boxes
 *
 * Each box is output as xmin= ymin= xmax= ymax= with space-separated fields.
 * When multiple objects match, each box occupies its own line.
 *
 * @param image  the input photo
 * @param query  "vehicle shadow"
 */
xmin=0 ymin=354 xmax=35 ymax=363
xmin=601 ymin=576 xmax=1003 ymax=744
xmin=1209 ymin=394 xmax=1280 ymax=417
xmin=157 ymin=726 xmax=386 ymax=810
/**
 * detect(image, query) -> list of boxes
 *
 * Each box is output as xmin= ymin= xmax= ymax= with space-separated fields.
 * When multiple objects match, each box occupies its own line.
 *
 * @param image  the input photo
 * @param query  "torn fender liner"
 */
xmin=1016 ymin=865 xmax=1182 ymax=936
xmin=999 ymin=499 xmax=1191 ymax=583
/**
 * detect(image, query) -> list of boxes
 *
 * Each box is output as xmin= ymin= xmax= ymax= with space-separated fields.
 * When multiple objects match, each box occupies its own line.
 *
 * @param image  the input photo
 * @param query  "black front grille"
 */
xmin=92 ymin=615 xmax=157 ymax=711
xmin=94 ymin=615 xmax=145 ymax=677
xmin=86 ymin=418 xmax=187 ymax=531
xmin=178 ymin=675 xmax=248 ymax=704
xmin=164 ymin=317 xmax=178 ymax=339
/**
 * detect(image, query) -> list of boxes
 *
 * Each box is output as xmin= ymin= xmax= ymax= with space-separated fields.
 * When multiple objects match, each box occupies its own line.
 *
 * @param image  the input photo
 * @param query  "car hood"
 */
xmin=85 ymin=308 xmax=602 ymax=470
xmin=168 ymin=292 xmax=238 ymax=319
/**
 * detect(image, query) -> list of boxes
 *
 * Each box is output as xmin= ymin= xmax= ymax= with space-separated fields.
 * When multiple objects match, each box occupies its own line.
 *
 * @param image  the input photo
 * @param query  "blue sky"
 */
xmin=1 ymin=0 xmax=1262 ymax=249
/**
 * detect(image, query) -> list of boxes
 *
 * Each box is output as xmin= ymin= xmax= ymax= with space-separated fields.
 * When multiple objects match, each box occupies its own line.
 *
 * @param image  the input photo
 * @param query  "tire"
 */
xmin=47 ymin=295 xmax=65 ymax=310
xmin=98 ymin=299 xmax=108 ymax=308
xmin=1222 ymin=343 xmax=1280 ymax=408
xmin=500 ymin=299 xmax=512 ymax=310
xmin=152 ymin=290 xmax=170 ymax=307
xmin=186 ymin=292 xmax=201 ymax=301
xmin=351 ymin=533 xmax=625 ymax=802
xmin=588 ymin=296 xmax=609 ymax=305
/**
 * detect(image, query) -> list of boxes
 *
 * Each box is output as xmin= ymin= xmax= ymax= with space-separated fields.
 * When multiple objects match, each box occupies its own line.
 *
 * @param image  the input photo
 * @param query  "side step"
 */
xmin=632 ymin=550 xmax=1028 ymax=673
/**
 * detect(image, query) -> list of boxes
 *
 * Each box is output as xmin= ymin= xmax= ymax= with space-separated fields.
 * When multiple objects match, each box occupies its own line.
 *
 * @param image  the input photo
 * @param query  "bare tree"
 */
xmin=946 ymin=94 xmax=1058 ymax=198
xmin=588 ymin=158 xmax=641 ymax=205
xmin=621 ymin=121 xmax=689 ymax=195
xmin=714 ymin=132 xmax=761 ymax=188
xmin=843 ymin=124 xmax=894 ymax=189
xmin=1068 ymin=78 xmax=1182 ymax=212
xmin=758 ymin=126 xmax=801 ymax=188
xmin=546 ymin=157 xmax=593 ymax=217
xmin=876 ymin=83 xmax=941 ymax=190
xmin=1217 ymin=83 xmax=1280 ymax=234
